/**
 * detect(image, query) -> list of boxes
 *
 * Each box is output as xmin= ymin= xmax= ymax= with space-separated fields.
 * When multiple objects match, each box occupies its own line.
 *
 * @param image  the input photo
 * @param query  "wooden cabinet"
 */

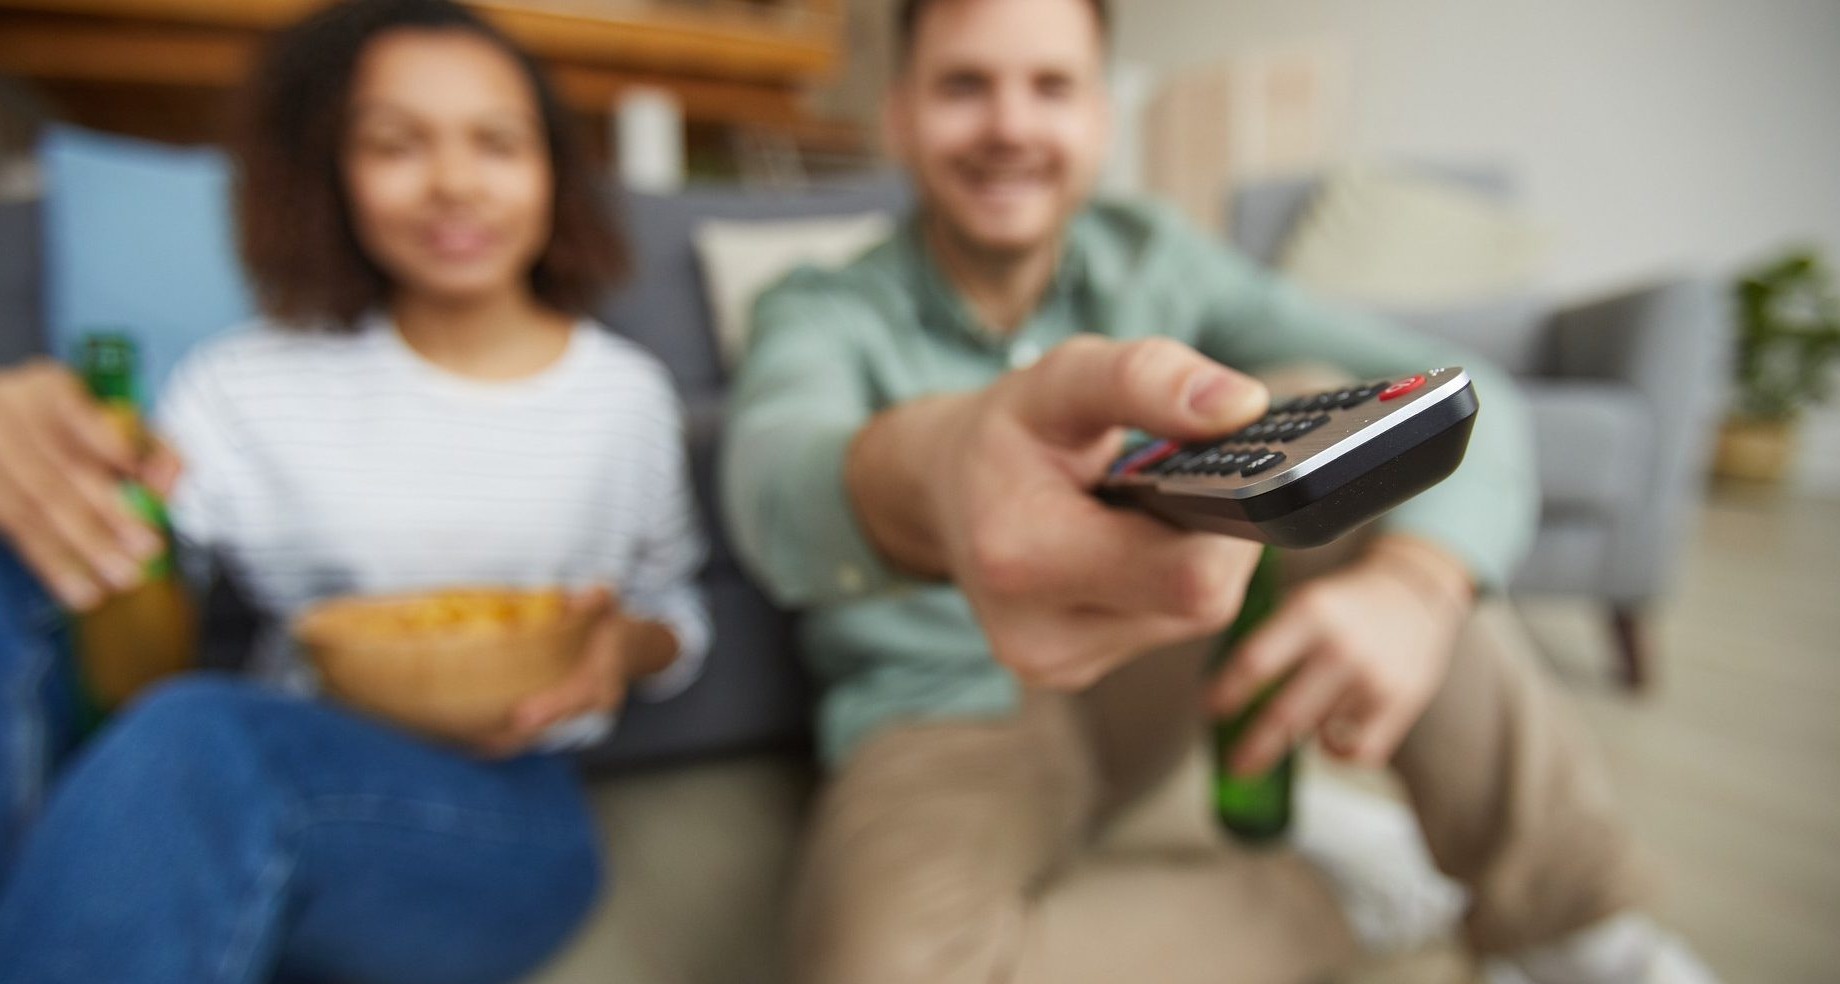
xmin=0 ymin=0 xmax=850 ymax=147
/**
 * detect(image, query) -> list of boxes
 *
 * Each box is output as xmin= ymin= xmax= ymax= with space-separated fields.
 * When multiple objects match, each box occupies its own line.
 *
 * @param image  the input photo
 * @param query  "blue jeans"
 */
xmin=0 ymin=554 xmax=604 ymax=984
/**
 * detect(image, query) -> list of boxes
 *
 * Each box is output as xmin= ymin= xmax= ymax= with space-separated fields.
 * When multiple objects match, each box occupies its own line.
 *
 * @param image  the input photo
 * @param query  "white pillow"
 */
xmin=1277 ymin=167 xmax=1546 ymax=306
xmin=694 ymin=212 xmax=895 ymax=369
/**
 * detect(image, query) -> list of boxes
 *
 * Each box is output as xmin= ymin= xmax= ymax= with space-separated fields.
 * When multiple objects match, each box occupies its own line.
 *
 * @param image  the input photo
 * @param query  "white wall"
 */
xmin=1115 ymin=0 xmax=1840 ymax=491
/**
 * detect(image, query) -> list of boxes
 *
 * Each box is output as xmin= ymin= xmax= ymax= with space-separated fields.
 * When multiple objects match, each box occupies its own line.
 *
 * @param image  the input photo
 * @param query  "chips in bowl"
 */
xmin=292 ymin=587 xmax=593 ymax=743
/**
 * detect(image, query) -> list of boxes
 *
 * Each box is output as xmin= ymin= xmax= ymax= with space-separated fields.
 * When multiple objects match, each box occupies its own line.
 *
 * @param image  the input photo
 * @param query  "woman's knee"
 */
xmin=73 ymin=674 xmax=282 ymax=802
xmin=107 ymin=674 xmax=266 ymax=751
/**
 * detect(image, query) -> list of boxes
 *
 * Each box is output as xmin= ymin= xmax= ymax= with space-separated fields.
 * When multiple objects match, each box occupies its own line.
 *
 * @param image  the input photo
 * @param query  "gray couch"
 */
xmin=1229 ymin=171 xmax=1730 ymax=688
xmin=3 ymin=167 xmax=1671 ymax=982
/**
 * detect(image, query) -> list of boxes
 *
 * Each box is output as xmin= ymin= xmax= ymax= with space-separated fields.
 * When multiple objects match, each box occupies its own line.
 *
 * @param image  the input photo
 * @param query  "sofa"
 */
xmin=1230 ymin=171 xmax=1730 ymax=688
xmin=1 ymin=135 xmax=1570 ymax=984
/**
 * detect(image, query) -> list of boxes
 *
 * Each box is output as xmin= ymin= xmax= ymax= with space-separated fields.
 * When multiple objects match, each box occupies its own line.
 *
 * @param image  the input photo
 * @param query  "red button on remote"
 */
xmin=1379 ymin=374 xmax=1426 ymax=401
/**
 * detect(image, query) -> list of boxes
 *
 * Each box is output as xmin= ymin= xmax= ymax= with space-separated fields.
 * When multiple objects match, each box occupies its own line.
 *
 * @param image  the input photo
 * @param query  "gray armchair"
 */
xmin=1229 ymin=172 xmax=1730 ymax=687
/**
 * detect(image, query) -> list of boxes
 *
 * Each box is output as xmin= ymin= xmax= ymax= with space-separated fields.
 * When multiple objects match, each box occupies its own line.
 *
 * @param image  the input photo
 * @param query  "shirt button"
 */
xmin=837 ymin=563 xmax=865 ymax=593
xmin=1009 ymin=340 xmax=1042 ymax=369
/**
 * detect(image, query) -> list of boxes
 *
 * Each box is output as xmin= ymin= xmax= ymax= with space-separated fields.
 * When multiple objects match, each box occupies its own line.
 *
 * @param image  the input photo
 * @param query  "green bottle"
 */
xmin=73 ymin=332 xmax=197 ymax=713
xmin=1213 ymin=547 xmax=1294 ymax=843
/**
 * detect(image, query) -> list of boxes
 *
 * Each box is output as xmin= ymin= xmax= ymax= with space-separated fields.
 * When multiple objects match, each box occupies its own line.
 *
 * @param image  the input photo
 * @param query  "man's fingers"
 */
xmin=1228 ymin=656 xmax=1350 ymax=776
xmin=986 ymin=604 xmax=1209 ymax=692
xmin=1013 ymin=337 xmax=1268 ymax=446
xmin=1211 ymin=598 xmax=1320 ymax=716
xmin=1324 ymin=691 xmax=1414 ymax=769
xmin=976 ymin=491 xmax=1257 ymax=621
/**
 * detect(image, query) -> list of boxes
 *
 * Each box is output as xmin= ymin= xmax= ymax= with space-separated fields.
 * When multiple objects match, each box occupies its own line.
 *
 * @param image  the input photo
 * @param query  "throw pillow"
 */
xmin=694 ymin=212 xmax=893 ymax=369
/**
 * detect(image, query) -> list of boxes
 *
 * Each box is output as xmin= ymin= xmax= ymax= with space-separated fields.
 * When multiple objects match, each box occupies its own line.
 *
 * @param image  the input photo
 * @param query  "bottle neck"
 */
xmin=79 ymin=332 xmax=141 ymax=403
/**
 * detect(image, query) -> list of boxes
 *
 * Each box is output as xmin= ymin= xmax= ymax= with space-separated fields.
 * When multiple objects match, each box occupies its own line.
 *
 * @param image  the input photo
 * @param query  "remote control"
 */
xmin=1099 ymin=367 xmax=1478 ymax=548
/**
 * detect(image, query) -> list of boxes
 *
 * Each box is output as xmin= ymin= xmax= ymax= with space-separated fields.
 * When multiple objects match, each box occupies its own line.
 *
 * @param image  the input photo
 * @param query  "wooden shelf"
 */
xmin=0 ymin=0 xmax=847 ymax=132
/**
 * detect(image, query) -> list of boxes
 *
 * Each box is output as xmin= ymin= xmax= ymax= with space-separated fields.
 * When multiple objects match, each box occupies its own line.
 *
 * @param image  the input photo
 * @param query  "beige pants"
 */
xmin=788 ymin=598 xmax=1650 ymax=984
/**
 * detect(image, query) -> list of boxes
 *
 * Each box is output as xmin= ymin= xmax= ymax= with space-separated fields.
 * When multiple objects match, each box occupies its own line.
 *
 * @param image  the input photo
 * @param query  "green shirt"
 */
xmin=721 ymin=200 xmax=1537 ymax=766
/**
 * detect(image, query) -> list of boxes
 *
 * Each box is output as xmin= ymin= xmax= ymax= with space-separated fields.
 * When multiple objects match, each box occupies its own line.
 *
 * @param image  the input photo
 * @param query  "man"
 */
xmin=722 ymin=1 xmax=1715 ymax=981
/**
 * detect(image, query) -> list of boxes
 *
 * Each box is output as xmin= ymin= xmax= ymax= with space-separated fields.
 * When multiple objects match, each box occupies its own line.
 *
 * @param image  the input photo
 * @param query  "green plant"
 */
xmin=1733 ymin=248 xmax=1840 ymax=422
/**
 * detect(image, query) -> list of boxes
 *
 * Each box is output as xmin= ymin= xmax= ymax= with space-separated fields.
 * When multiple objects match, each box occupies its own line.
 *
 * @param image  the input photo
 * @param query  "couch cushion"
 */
xmin=596 ymin=175 xmax=911 ymax=393
xmin=1524 ymin=381 xmax=1653 ymax=514
xmin=1229 ymin=165 xmax=1514 ymax=269
xmin=39 ymin=126 xmax=251 ymax=396
xmin=1276 ymin=167 xmax=1546 ymax=307
xmin=1382 ymin=295 xmax=1553 ymax=376
xmin=694 ymin=210 xmax=894 ymax=370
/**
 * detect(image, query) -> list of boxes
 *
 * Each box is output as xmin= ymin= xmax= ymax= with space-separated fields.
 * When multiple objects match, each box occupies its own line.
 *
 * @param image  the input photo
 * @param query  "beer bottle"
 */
xmin=1213 ymin=546 xmax=1293 ymax=842
xmin=73 ymin=332 xmax=197 ymax=711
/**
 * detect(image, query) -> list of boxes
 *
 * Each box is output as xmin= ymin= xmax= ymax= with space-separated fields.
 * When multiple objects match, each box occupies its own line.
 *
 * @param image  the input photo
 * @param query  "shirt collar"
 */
xmin=901 ymin=208 xmax=1094 ymax=348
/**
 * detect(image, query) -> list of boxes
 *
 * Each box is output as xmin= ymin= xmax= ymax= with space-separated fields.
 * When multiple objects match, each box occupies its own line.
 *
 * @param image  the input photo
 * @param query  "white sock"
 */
xmin=1289 ymin=774 xmax=1468 ymax=954
xmin=1485 ymin=913 xmax=1723 ymax=984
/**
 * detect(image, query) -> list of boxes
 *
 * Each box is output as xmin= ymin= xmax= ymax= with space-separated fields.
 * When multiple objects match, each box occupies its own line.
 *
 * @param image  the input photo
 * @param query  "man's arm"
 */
xmin=720 ymin=277 xmax=904 ymax=608
xmin=723 ymin=277 xmax=1276 ymax=690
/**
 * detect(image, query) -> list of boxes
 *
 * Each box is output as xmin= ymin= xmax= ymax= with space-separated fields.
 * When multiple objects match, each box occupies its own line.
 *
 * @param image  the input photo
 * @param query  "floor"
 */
xmin=1516 ymin=490 xmax=1840 ymax=983
xmin=1341 ymin=491 xmax=1840 ymax=984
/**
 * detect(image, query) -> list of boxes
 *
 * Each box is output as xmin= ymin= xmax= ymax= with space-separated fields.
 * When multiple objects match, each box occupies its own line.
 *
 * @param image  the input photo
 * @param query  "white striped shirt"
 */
xmin=154 ymin=316 xmax=710 ymax=744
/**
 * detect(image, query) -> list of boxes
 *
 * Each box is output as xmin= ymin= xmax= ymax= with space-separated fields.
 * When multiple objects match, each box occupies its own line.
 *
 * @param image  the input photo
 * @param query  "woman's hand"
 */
xmin=1208 ymin=536 xmax=1475 ymax=775
xmin=0 ymin=359 xmax=182 ymax=610
xmin=466 ymin=586 xmax=677 ymax=758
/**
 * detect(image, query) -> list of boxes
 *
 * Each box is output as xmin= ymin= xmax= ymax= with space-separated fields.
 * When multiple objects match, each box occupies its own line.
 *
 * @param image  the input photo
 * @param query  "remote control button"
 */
xmin=1284 ymin=415 xmax=1330 ymax=441
xmin=1339 ymin=387 xmax=1378 ymax=409
xmin=1271 ymin=396 xmax=1304 ymax=414
xmin=1307 ymin=393 xmax=1338 ymax=411
xmin=1380 ymin=374 xmax=1426 ymax=401
xmin=1241 ymin=451 xmax=1286 ymax=477
xmin=1273 ymin=419 xmax=1302 ymax=439
xmin=1112 ymin=439 xmax=1179 ymax=476
xmin=1182 ymin=448 xmax=1223 ymax=471
xmin=1146 ymin=446 xmax=1204 ymax=475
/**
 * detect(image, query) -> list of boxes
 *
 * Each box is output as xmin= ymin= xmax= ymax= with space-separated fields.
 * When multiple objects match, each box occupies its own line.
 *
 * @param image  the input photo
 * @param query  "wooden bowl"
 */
xmin=292 ymin=587 xmax=591 ymax=742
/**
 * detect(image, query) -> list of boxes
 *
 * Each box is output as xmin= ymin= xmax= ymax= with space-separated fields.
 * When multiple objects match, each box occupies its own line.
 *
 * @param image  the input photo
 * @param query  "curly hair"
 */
xmin=232 ymin=0 xmax=626 ymax=328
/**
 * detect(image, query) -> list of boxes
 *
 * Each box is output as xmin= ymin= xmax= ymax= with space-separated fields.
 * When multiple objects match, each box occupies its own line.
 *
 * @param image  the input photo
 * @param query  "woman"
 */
xmin=0 ymin=2 xmax=707 ymax=981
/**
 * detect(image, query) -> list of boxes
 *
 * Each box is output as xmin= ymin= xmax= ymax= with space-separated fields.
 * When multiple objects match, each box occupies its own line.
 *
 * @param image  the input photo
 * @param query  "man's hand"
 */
xmin=848 ymin=336 xmax=1271 ymax=691
xmin=0 ymin=359 xmax=181 ymax=610
xmin=1209 ymin=535 xmax=1475 ymax=775
xmin=467 ymin=587 xmax=679 ymax=758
